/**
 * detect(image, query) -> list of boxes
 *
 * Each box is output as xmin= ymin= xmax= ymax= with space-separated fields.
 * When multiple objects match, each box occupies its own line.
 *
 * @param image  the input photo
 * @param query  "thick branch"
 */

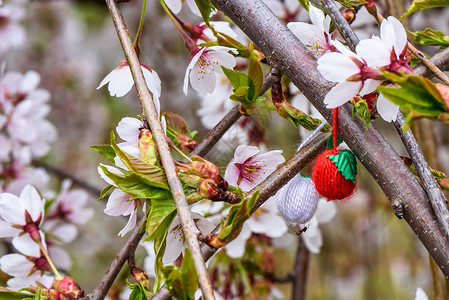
xmin=291 ymin=238 xmax=309 ymax=300
xmin=103 ymin=1 xmax=213 ymax=299
xmin=210 ymin=0 xmax=449 ymax=278
xmin=85 ymin=217 xmax=145 ymax=300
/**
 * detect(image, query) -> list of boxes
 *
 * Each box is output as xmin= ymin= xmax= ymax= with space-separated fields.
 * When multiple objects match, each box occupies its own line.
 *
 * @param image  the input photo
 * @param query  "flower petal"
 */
xmin=20 ymin=185 xmax=44 ymax=222
xmin=12 ymin=234 xmax=41 ymax=257
xmin=356 ymin=37 xmax=390 ymax=67
xmin=116 ymin=117 xmax=142 ymax=145
xmin=317 ymin=52 xmax=360 ymax=82
xmin=0 ymin=254 xmax=33 ymax=276
xmin=377 ymin=93 xmax=399 ymax=122
xmin=118 ymin=207 xmax=137 ymax=237
xmin=324 ymin=81 xmax=361 ymax=108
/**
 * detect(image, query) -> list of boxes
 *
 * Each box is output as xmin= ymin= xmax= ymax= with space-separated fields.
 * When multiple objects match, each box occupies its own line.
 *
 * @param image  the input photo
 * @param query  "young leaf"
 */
xmin=217 ymin=190 xmax=259 ymax=243
xmin=298 ymin=0 xmax=309 ymax=11
xmin=99 ymin=166 xmax=171 ymax=200
xmin=180 ymin=248 xmax=199 ymax=299
xmin=327 ymin=150 xmax=358 ymax=183
xmin=145 ymin=198 xmax=177 ymax=240
xmin=110 ymin=132 xmax=169 ymax=189
xmin=326 ymin=135 xmax=343 ymax=149
xmin=401 ymin=0 xmax=449 ymax=19
xmin=91 ymin=144 xmax=116 ymax=164
xmin=0 ymin=287 xmax=35 ymax=300
xmin=128 ymin=284 xmax=147 ymax=300
xmin=194 ymin=0 xmax=215 ymax=25
xmin=336 ymin=0 xmax=367 ymax=8
xmin=98 ymin=184 xmax=114 ymax=201
xmin=377 ymin=72 xmax=448 ymax=127
xmin=248 ymin=43 xmax=264 ymax=99
xmin=409 ymin=28 xmax=449 ymax=48
xmin=352 ymin=99 xmax=371 ymax=129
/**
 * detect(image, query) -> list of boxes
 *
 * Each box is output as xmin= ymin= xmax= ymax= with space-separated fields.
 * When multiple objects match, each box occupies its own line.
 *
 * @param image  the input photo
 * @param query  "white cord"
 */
xmin=296 ymin=120 xmax=328 ymax=152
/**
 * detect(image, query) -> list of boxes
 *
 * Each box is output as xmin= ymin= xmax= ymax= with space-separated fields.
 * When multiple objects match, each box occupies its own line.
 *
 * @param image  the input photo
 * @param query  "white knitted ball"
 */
xmin=277 ymin=175 xmax=320 ymax=225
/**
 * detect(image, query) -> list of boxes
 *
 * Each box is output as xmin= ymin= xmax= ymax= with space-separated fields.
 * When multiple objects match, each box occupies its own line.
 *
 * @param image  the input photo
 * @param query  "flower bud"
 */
xmin=277 ymin=175 xmax=319 ymax=225
xmin=53 ymin=276 xmax=84 ymax=299
xmin=191 ymin=156 xmax=219 ymax=179
xmin=132 ymin=267 xmax=151 ymax=290
xmin=138 ymin=128 xmax=158 ymax=165
xmin=176 ymin=134 xmax=198 ymax=151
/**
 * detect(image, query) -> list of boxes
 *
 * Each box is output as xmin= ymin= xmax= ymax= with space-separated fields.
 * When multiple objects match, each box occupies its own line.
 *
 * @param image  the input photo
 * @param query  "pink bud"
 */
xmin=277 ymin=175 xmax=319 ymax=225
xmin=53 ymin=276 xmax=84 ymax=299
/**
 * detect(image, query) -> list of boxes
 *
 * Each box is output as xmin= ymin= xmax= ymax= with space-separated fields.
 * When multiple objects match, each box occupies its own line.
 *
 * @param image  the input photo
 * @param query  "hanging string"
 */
xmin=332 ymin=107 xmax=338 ymax=151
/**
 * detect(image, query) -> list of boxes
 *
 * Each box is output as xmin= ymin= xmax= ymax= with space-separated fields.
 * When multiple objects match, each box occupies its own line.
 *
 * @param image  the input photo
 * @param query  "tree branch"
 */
xmin=85 ymin=217 xmax=145 ymax=300
xmin=210 ymin=0 xmax=449 ymax=279
xmin=102 ymin=1 xmax=214 ymax=299
xmin=291 ymin=238 xmax=309 ymax=300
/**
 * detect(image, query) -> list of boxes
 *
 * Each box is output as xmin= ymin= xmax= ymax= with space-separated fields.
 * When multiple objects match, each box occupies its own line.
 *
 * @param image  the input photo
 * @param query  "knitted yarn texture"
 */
xmin=277 ymin=175 xmax=319 ymax=224
xmin=312 ymin=149 xmax=357 ymax=200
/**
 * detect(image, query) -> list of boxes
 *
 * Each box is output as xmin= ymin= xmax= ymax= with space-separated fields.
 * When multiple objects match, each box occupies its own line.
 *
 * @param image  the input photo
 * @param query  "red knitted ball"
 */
xmin=312 ymin=149 xmax=356 ymax=200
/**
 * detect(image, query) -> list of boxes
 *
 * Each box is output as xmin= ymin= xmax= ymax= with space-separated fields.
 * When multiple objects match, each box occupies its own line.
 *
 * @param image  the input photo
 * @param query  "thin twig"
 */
xmin=319 ymin=0 xmax=449 ymax=239
xmin=414 ymin=47 xmax=449 ymax=78
xmin=190 ymin=72 xmax=272 ymax=157
xmin=103 ymin=1 xmax=214 ymax=299
xmin=210 ymin=0 xmax=449 ymax=279
xmin=151 ymin=132 xmax=330 ymax=299
xmin=407 ymin=44 xmax=449 ymax=85
xmin=31 ymin=159 xmax=102 ymax=197
xmin=85 ymin=217 xmax=145 ymax=300
xmin=291 ymin=238 xmax=309 ymax=300
xmin=393 ymin=113 xmax=449 ymax=239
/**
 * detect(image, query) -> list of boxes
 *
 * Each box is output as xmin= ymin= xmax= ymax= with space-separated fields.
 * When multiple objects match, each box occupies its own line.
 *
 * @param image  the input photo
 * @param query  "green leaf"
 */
xmin=145 ymin=198 xmax=177 ymax=240
xmin=98 ymin=184 xmax=114 ymax=201
xmin=377 ymin=72 xmax=448 ymax=127
xmin=217 ymin=190 xmax=259 ymax=242
xmin=409 ymin=28 xmax=449 ymax=48
xmin=326 ymin=135 xmax=343 ymax=149
xmin=129 ymin=284 xmax=146 ymax=300
xmin=110 ymin=132 xmax=169 ymax=190
xmin=401 ymin=0 xmax=449 ymax=19
xmin=222 ymin=67 xmax=252 ymax=93
xmin=335 ymin=0 xmax=367 ymax=8
xmin=327 ymin=150 xmax=358 ymax=183
xmin=409 ymin=163 xmax=448 ymax=181
xmin=100 ymin=166 xmax=171 ymax=200
xmin=91 ymin=144 xmax=116 ymax=164
xmin=162 ymin=248 xmax=198 ymax=300
xmin=194 ymin=0 xmax=215 ymax=25
xmin=0 ymin=287 xmax=35 ymax=300
xmin=248 ymin=43 xmax=264 ymax=99
xmin=180 ymin=248 xmax=199 ymax=299
xmin=352 ymin=99 xmax=371 ymax=129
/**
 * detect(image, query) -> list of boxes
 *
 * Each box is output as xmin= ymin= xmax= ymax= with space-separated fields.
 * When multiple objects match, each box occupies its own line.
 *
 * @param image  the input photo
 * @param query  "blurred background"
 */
xmin=1 ymin=0 xmax=449 ymax=298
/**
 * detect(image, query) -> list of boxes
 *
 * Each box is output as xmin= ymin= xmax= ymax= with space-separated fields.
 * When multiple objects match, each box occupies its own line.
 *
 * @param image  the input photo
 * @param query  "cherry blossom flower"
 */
xmin=0 ymin=234 xmax=54 ymax=290
xmin=183 ymin=46 xmax=236 ymax=95
xmin=287 ymin=5 xmax=334 ymax=57
xmin=0 ymin=4 xmax=26 ymax=55
xmin=98 ymin=164 xmax=138 ymax=237
xmin=225 ymin=197 xmax=287 ymax=258
xmin=163 ymin=212 xmax=214 ymax=264
xmin=0 ymin=70 xmax=57 ymax=163
xmin=47 ymin=179 xmax=93 ymax=225
xmin=0 ymin=185 xmax=45 ymax=243
xmin=224 ymin=145 xmax=285 ymax=192
xmin=317 ymin=40 xmax=384 ymax=108
xmin=97 ymin=61 xmax=161 ymax=103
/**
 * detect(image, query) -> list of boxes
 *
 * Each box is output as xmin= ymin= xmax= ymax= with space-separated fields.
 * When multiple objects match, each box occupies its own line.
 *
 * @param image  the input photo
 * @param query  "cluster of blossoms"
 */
xmin=0 ymin=183 xmax=92 ymax=290
xmin=287 ymin=6 xmax=411 ymax=122
xmin=0 ymin=1 xmax=26 ymax=56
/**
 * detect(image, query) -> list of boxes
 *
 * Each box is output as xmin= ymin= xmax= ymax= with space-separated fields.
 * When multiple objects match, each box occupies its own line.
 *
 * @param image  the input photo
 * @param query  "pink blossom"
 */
xmin=224 ymin=145 xmax=285 ymax=192
xmin=0 ymin=185 xmax=45 ymax=242
xmin=0 ymin=4 xmax=26 ymax=54
xmin=47 ymin=179 xmax=93 ymax=225
xmin=183 ymin=46 xmax=236 ymax=95
xmin=287 ymin=5 xmax=334 ymax=58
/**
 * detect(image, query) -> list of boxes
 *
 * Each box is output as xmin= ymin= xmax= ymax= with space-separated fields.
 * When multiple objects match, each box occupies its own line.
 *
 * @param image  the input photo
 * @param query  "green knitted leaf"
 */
xmin=327 ymin=150 xmax=358 ymax=183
